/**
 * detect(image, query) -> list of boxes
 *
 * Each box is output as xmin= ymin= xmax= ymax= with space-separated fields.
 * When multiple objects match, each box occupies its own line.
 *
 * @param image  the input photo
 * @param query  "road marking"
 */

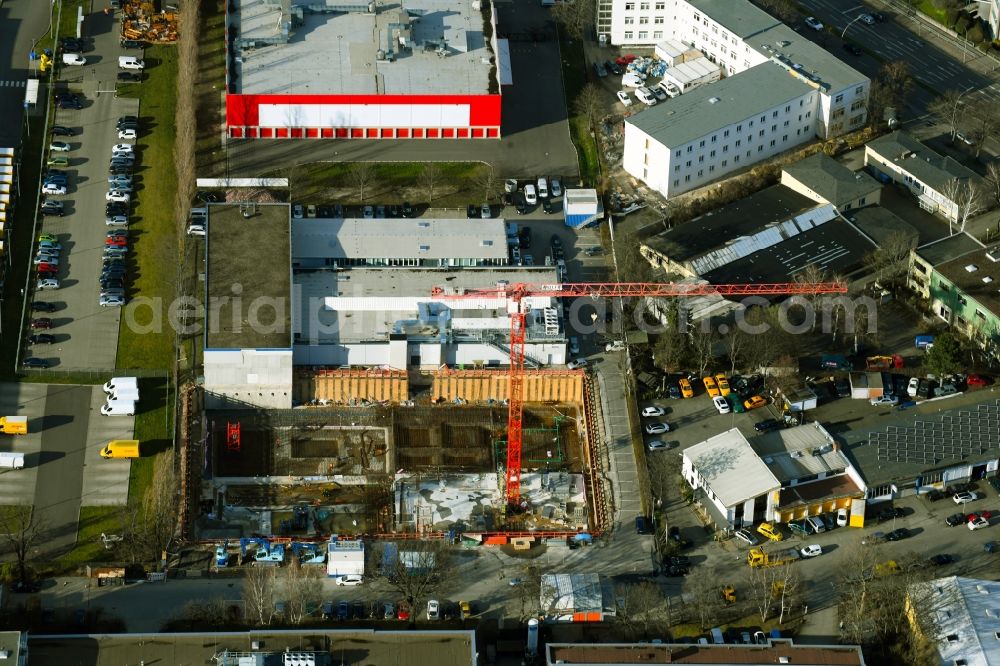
xmin=0 ymin=80 xmax=26 ymax=87
xmin=841 ymin=4 xmax=863 ymax=14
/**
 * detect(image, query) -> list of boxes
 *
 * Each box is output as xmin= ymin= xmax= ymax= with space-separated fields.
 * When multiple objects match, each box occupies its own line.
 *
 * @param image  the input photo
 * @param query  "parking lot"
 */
xmin=24 ymin=22 xmax=142 ymax=371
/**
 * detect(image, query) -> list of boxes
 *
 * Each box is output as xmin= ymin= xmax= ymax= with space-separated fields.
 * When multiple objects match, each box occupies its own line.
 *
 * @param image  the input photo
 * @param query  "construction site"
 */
xmin=191 ymin=368 xmax=604 ymax=545
xmin=120 ymin=1 xmax=179 ymax=43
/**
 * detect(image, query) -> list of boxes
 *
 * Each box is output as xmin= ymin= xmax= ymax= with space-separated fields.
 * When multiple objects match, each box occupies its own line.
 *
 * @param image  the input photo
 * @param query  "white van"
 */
xmin=655 ymin=80 xmax=680 ymax=98
xmin=635 ymin=87 xmax=657 ymax=106
xmin=110 ymin=387 xmax=140 ymax=402
xmin=536 ymin=177 xmax=548 ymax=199
xmin=101 ymin=399 xmax=135 ymax=416
xmin=0 ymin=452 xmax=25 ymax=469
xmin=103 ymin=376 xmax=137 ymax=394
xmin=118 ymin=56 xmax=145 ymax=70
xmin=62 ymin=53 xmax=87 ymax=66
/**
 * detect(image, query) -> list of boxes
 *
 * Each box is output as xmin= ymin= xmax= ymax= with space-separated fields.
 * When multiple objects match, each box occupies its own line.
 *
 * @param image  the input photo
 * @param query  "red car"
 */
xmin=30 ymin=318 xmax=53 ymax=329
xmin=105 ymin=237 xmax=128 ymax=247
xmin=967 ymin=374 xmax=989 ymax=387
xmin=615 ymin=54 xmax=638 ymax=65
xmin=968 ymin=511 xmax=993 ymax=522
xmin=36 ymin=263 xmax=58 ymax=274
xmin=396 ymin=604 xmax=411 ymax=621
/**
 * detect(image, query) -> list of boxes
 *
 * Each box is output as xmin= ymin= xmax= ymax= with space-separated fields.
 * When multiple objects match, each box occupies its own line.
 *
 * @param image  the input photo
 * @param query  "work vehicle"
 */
xmin=756 ymin=522 xmax=783 ymax=542
xmin=100 ymin=399 xmax=136 ymax=416
xmin=0 ymin=416 xmax=29 ymax=435
xmin=459 ymin=601 xmax=472 ymax=619
xmin=109 ymin=387 xmax=140 ymax=402
xmin=0 ymin=451 xmax=26 ymax=469
xmin=100 ymin=440 xmax=140 ymax=458
xmin=103 ymin=377 xmax=139 ymax=393
xmin=118 ymin=56 xmax=145 ymax=70
xmin=747 ymin=546 xmax=800 ymax=567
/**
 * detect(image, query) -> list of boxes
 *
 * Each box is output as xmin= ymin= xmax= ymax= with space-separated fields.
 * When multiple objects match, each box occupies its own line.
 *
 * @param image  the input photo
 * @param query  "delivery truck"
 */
xmin=109 ymin=387 xmax=140 ymax=403
xmin=100 ymin=400 xmax=135 ymax=416
xmin=100 ymin=440 xmax=140 ymax=459
xmin=747 ymin=546 xmax=801 ymax=568
xmin=0 ymin=452 xmax=25 ymax=469
xmin=103 ymin=376 xmax=138 ymax=394
xmin=0 ymin=416 xmax=29 ymax=435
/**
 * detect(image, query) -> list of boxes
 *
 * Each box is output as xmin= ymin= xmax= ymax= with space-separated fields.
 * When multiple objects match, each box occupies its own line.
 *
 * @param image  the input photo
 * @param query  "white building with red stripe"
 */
xmin=226 ymin=0 xmax=503 ymax=139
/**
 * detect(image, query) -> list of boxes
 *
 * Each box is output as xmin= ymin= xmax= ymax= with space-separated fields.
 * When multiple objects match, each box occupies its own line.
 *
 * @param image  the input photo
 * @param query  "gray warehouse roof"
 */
xmin=750 ymin=23 xmax=869 ymax=93
xmin=235 ymin=0 xmax=495 ymax=96
xmin=687 ymin=0 xmax=780 ymax=38
xmin=291 ymin=218 xmax=509 ymax=262
xmin=867 ymin=131 xmax=984 ymax=193
xmin=915 ymin=232 xmax=983 ymax=266
xmin=782 ymin=153 xmax=881 ymax=209
xmin=627 ymin=63 xmax=814 ymax=148
xmin=845 ymin=206 xmax=921 ymax=247
xmin=684 ymin=428 xmax=781 ymax=507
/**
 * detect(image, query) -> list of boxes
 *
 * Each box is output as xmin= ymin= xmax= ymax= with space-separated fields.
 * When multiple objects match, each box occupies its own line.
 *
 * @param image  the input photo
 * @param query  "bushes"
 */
xmin=945 ymin=7 xmax=959 ymax=26
xmin=954 ymin=12 xmax=971 ymax=35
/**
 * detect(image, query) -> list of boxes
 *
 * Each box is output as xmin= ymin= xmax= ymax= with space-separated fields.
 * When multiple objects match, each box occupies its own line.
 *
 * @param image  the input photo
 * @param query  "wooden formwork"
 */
xmin=296 ymin=369 xmax=409 ymax=403
xmin=430 ymin=369 xmax=584 ymax=403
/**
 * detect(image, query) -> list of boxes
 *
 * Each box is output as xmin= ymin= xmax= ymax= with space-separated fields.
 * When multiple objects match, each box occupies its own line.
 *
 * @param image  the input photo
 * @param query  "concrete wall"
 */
xmin=296 ymin=370 xmax=409 ymax=404
xmin=431 ymin=370 xmax=584 ymax=403
xmin=293 ymin=341 xmax=567 ymax=368
xmin=204 ymin=348 xmax=294 ymax=409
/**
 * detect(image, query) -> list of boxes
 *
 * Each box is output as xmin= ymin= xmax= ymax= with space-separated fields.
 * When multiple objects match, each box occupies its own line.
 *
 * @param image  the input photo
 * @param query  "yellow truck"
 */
xmin=100 ymin=440 xmax=141 ymax=459
xmin=747 ymin=546 xmax=800 ymax=568
xmin=0 ymin=416 xmax=28 ymax=435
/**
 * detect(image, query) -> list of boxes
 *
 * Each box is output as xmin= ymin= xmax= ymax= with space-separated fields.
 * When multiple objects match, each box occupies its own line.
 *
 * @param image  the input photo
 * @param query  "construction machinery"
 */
xmin=721 ymin=585 xmax=736 ymax=604
xmin=431 ymin=280 xmax=847 ymax=508
xmin=747 ymin=546 xmax=801 ymax=568
xmin=121 ymin=1 xmax=178 ymax=44
xmin=215 ymin=540 xmax=230 ymax=568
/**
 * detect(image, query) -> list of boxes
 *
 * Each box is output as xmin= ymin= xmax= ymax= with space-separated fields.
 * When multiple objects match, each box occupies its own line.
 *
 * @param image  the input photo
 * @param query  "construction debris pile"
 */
xmin=121 ymin=1 xmax=178 ymax=44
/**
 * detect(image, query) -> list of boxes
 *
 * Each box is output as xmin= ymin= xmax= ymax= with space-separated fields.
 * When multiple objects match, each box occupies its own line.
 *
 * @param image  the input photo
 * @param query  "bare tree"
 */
xmin=140 ymin=454 xmax=178 ymax=563
xmin=349 ymin=162 xmax=376 ymax=203
xmin=867 ymin=61 xmax=913 ymax=130
xmin=282 ymin=558 xmax=324 ymax=624
xmin=551 ymin=0 xmax=594 ymax=41
xmin=418 ymin=164 xmax=444 ymax=204
xmin=472 ymin=166 xmax=500 ymax=203
xmin=941 ymin=178 xmax=985 ymax=234
xmin=757 ymin=0 xmax=796 ymax=23
xmin=375 ymin=541 xmax=452 ymax=618
xmin=928 ymin=90 xmax=967 ymax=142
xmin=512 ymin=565 xmax=543 ymax=621
xmin=985 ymin=162 xmax=1000 ymax=208
xmin=687 ymin=322 xmax=719 ymax=377
xmin=683 ymin=572 xmax=721 ymax=630
xmin=966 ymin=99 xmax=998 ymax=159
xmin=242 ymin=565 xmax=276 ymax=626
xmin=0 ymin=505 xmax=45 ymax=584
xmin=745 ymin=561 xmax=786 ymax=623
xmin=572 ymin=83 xmax=604 ymax=129
xmin=615 ymin=581 xmax=668 ymax=639
xmin=863 ymin=231 xmax=917 ymax=287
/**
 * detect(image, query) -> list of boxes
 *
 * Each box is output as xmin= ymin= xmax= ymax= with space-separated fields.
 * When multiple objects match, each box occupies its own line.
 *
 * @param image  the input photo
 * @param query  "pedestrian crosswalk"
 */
xmin=0 ymin=80 xmax=27 ymax=88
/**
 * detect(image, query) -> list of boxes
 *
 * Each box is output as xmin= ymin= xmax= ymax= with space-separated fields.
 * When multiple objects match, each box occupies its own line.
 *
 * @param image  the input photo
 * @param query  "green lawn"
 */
xmin=913 ymin=0 xmax=949 ymax=25
xmin=195 ymin=1 xmax=228 ymax=175
xmin=115 ymin=45 xmax=180 ymax=370
xmin=557 ymin=33 xmax=601 ymax=187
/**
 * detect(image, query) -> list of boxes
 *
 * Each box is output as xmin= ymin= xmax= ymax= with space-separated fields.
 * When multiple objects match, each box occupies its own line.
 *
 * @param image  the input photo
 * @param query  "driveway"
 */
xmin=27 ymin=14 xmax=139 ymax=370
xmin=222 ymin=2 xmax=578 ymax=179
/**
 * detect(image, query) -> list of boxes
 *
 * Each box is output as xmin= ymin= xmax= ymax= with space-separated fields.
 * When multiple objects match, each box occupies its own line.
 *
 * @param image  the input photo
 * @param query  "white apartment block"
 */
xmin=600 ymin=0 xmax=870 ymax=139
xmin=624 ymin=63 xmax=820 ymax=199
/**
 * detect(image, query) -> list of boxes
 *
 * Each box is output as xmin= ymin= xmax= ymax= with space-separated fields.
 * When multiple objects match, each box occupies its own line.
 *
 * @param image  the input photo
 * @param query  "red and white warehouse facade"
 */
xmin=226 ymin=93 xmax=502 ymax=139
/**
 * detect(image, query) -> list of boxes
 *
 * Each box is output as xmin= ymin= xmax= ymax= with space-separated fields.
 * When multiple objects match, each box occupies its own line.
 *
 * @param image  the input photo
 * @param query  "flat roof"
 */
xmin=666 ymin=57 xmax=719 ymax=84
xmin=916 ymin=232 xmax=983 ymax=266
xmin=867 ymin=131 xmax=984 ymax=193
xmin=235 ymin=0 xmax=495 ymax=96
xmin=0 ymin=632 xmax=23 ymax=665
xmin=782 ymin=153 xmax=881 ymax=208
xmin=702 ymin=217 xmax=875 ymax=284
xmin=206 ymin=203 xmax=292 ymax=350
xmin=839 ymin=397 xmax=1000 ymax=486
xmin=293 ymin=267 xmax=559 ymax=342
xmin=291 ymin=218 xmax=509 ymax=262
xmin=911 ymin=577 xmax=1000 ymax=666
xmin=845 ymin=205 xmax=921 ymax=248
xmin=750 ymin=23 xmax=869 ymax=93
xmin=627 ymin=63 xmax=814 ymax=148
xmin=935 ymin=246 xmax=1000 ymax=317
xmin=546 ymin=639 xmax=866 ymax=664
xmin=684 ymin=428 xmax=780 ymax=507
xmin=642 ymin=185 xmax=817 ymax=262
xmin=687 ymin=0 xmax=780 ymax=38
xmin=753 ymin=422 xmax=849 ymax=484
xmin=29 ymin=630 xmax=476 ymax=666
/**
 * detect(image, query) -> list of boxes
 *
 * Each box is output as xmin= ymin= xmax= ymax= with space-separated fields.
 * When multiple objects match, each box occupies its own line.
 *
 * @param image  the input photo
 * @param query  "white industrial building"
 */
xmin=908 ymin=576 xmax=1000 ymax=666
xmin=601 ymin=0 xmax=869 ymax=144
xmin=326 ymin=538 xmax=365 ymax=577
xmin=623 ymin=62 xmax=819 ymax=199
xmin=659 ymin=56 xmax=720 ymax=94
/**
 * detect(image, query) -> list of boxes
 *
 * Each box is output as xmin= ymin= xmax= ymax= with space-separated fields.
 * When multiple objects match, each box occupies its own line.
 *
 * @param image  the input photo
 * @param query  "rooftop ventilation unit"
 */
xmin=708 ymin=97 xmax=720 ymax=103
xmin=985 ymin=245 xmax=1000 ymax=262
xmin=965 ymin=264 xmax=978 ymax=272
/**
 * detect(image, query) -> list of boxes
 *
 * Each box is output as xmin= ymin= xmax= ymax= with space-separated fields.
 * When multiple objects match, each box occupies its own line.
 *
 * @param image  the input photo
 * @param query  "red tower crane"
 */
xmin=431 ymin=280 xmax=848 ymax=508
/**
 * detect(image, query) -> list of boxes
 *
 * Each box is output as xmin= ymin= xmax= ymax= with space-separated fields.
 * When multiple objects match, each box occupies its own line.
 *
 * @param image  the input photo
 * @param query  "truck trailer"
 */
xmin=0 ymin=416 xmax=28 ymax=435
xmin=747 ymin=546 xmax=800 ymax=567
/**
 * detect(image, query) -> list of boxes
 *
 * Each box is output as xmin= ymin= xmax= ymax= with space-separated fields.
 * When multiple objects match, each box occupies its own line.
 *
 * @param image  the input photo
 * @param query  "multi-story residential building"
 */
xmin=600 ymin=0 xmax=870 ymax=138
xmin=866 ymin=131 xmax=987 ymax=224
xmin=979 ymin=0 xmax=999 ymax=38
xmin=623 ymin=62 xmax=818 ymax=198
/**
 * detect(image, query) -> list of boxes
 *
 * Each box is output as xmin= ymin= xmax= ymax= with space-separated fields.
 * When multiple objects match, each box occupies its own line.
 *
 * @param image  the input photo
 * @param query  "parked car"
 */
xmin=836 ymin=508 xmax=849 ymax=527
xmin=21 ymin=357 xmax=50 ymax=369
xmin=800 ymin=544 xmax=823 ymax=558
xmin=679 ymin=378 xmax=694 ymax=398
xmin=712 ymin=395 xmax=730 ymax=414
xmin=645 ymin=422 xmax=671 ymax=434
xmin=886 ymin=528 xmax=910 ymax=541
xmin=28 ymin=334 xmax=56 ymax=345
xmin=31 ymin=302 xmax=57 ymax=313
xmin=734 ymin=528 xmax=758 ymax=546
xmin=929 ymin=553 xmax=954 ymax=566
xmin=646 ymin=440 xmax=671 ymax=451
xmin=743 ymin=395 xmax=767 ymax=410
xmin=753 ymin=418 xmax=782 ymax=432
xmin=703 ymin=375 xmax=720 ymax=397
xmin=907 ymin=377 xmax=920 ymax=397
xmin=641 ymin=406 xmax=665 ymax=417
xmin=870 ymin=395 xmax=898 ymax=407
xmin=117 ymin=128 xmax=137 ymax=140
xmin=117 ymin=71 xmax=142 ymax=82
xmin=954 ymin=491 xmax=979 ymax=504
xmin=335 ymin=574 xmax=363 ymax=586
xmin=969 ymin=516 xmax=990 ymax=530
xmin=30 ymin=318 xmax=53 ymax=330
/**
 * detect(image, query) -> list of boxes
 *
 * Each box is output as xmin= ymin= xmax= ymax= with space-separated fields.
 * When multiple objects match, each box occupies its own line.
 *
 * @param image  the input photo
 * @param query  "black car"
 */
xmin=388 ymin=205 xmax=400 ymax=218
xmin=916 ymin=379 xmax=937 ymax=399
xmin=605 ymin=59 xmax=623 ymax=75
xmin=886 ymin=528 xmax=909 ymax=541
xmin=118 ymin=115 xmax=139 ymax=125
xmin=515 ymin=200 xmax=529 ymax=215
xmin=946 ymin=512 xmax=967 ymax=527
xmin=926 ymin=489 xmax=944 ymax=502
xmin=753 ymin=418 xmax=782 ymax=432
xmin=667 ymin=383 xmax=681 ymax=399
xmin=51 ymin=125 xmax=75 ymax=136
xmin=542 ymin=199 xmax=554 ymax=214
xmin=117 ymin=72 xmax=142 ymax=82
xmin=551 ymin=235 xmax=563 ymax=250
xmin=664 ymin=565 xmax=688 ymax=577
xmin=100 ymin=279 xmax=125 ymax=290
xmin=10 ymin=580 xmax=42 ymax=593
xmin=197 ymin=191 xmax=222 ymax=203
xmin=834 ymin=379 xmax=851 ymax=398
xmin=41 ymin=207 xmax=66 ymax=217
xmin=877 ymin=506 xmax=905 ymax=522
xmin=929 ymin=553 xmax=954 ymax=566
xmin=28 ymin=334 xmax=56 ymax=345
xmin=842 ymin=42 xmax=863 ymax=56
xmin=21 ymin=357 xmax=49 ymax=369
xmin=106 ymin=204 xmax=129 ymax=215
xmin=466 ymin=204 xmax=479 ymax=219
xmin=667 ymin=555 xmax=690 ymax=567
xmin=120 ymin=39 xmax=146 ymax=49
xmin=31 ymin=301 xmax=57 ymax=312
xmin=57 ymin=97 xmax=83 ymax=110
xmin=870 ymin=10 xmax=886 ymax=22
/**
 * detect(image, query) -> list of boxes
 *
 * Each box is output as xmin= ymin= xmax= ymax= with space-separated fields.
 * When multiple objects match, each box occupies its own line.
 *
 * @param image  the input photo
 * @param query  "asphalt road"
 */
xmin=224 ymin=0 xmax=579 ymax=180
xmin=27 ymin=16 xmax=139 ymax=371
xmin=0 ymin=0 xmax=54 ymax=147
